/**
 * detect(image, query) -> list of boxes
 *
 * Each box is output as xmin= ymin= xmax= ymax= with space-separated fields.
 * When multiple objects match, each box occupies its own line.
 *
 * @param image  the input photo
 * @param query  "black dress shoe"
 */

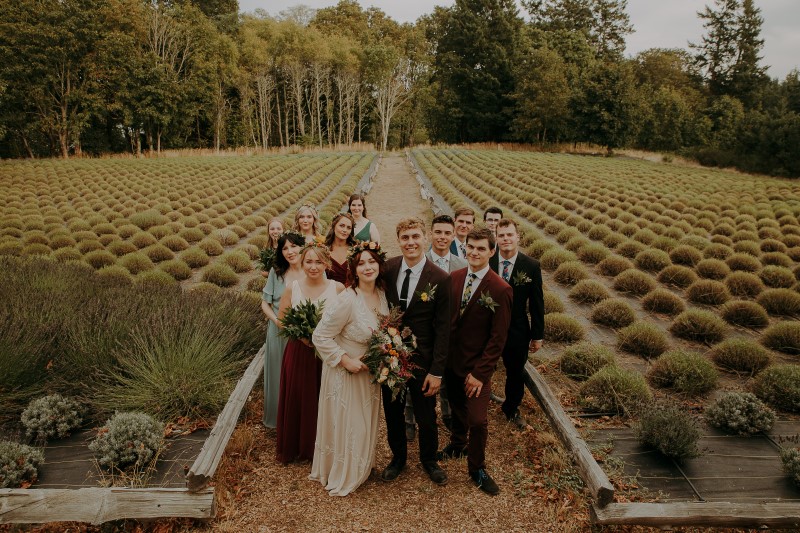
xmin=422 ymin=461 xmax=448 ymax=485
xmin=507 ymin=410 xmax=528 ymax=430
xmin=381 ymin=459 xmax=406 ymax=481
xmin=470 ymin=468 xmax=500 ymax=495
xmin=436 ymin=444 xmax=468 ymax=461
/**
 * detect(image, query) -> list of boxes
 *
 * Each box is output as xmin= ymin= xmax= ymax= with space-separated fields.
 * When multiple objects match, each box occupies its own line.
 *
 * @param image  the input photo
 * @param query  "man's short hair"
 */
xmin=431 ymin=214 xmax=455 ymax=228
xmin=396 ymin=216 xmax=426 ymax=236
xmin=466 ymin=227 xmax=496 ymax=250
xmin=483 ymin=206 xmax=503 ymax=220
xmin=497 ymin=218 xmax=517 ymax=231
xmin=454 ymin=207 xmax=475 ymax=220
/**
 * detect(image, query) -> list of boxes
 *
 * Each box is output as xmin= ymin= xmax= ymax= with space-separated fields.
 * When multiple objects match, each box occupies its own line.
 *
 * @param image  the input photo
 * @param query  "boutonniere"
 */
xmin=415 ymin=283 xmax=437 ymax=302
xmin=478 ymin=291 xmax=499 ymax=313
xmin=512 ymin=271 xmax=532 ymax=286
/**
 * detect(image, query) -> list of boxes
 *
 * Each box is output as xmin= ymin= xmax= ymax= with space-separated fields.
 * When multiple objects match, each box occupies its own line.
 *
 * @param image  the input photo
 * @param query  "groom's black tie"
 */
xmin=400 ymin=268 xmax=412 ymax=311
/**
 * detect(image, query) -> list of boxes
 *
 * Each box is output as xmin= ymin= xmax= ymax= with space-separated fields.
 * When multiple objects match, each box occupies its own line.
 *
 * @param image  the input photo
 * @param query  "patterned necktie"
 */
xmin=502 ymin=260 xmax=511 ymax=282
xmin=437 ymin=257 xmax=447 ymax=270
xmin=459 ymin=243 xmax=466 ymax=258
xmin=460 ymin=273 xmax=477 ymax=314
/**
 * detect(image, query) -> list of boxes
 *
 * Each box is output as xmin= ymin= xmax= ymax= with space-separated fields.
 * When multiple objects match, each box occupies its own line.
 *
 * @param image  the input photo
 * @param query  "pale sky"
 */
xmin=239 ymin=0 xmax=799 ymax=79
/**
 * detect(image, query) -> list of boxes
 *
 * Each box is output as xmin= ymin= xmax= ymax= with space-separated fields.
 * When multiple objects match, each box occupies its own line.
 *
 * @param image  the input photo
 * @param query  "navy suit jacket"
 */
xmin=490 ymin=251 xmax=545 ymax=347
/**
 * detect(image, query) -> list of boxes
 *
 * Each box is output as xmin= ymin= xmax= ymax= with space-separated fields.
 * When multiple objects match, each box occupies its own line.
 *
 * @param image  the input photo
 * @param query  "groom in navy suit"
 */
xmin=382 ymin=217 xmax=451 ymax=486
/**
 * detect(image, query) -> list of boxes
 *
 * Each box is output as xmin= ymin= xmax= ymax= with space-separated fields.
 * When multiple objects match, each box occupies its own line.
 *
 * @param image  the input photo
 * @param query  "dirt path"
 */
xmin=364 ymin=153 xmax=432 ymax=257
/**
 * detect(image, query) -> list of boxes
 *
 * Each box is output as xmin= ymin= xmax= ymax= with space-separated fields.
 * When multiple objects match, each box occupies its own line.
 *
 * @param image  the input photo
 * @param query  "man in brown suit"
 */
xmin=439 ymin=227 xmax=512 ymax=495
xmin=382 ymin=218 xmax=451 ymax=485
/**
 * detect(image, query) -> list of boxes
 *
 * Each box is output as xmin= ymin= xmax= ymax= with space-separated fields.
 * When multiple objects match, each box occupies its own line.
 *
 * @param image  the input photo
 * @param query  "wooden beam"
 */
xmin=0 ymin=487 xmax=214 ymax=525
xmin=591 ymin=502 xmax=800 ymax=528
xmin=523 ymin=362 xmax=615 ymax=507
xmin=186 ymin=346 xmax=265 ymax=492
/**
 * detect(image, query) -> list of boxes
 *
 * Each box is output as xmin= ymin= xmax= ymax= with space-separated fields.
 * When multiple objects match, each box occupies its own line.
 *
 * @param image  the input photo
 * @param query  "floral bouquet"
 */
xmin=258 ymin=247 xmax=276 ymax=273
xmin=279 ymin=299 xmax=324 ymax=342
xmin=362 ymin=306 xmax=418 ymax=401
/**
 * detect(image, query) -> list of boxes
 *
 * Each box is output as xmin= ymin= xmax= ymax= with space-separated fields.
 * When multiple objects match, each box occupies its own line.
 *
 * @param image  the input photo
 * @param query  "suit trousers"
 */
xmin=501 ymin=342 xmax=528 ymax=418
xmin=382 ymin=375 xmax=439 ymax=464
xmin=445 ymin=368 xmax=491 ymax=472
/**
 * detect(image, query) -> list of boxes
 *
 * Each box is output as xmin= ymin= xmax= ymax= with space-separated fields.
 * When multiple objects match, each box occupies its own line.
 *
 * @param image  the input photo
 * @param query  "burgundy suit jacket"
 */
xmin=385 ymin=256 xmax=452 ymax=378
xmin=448 ymin=267 xmax=513 ymax=384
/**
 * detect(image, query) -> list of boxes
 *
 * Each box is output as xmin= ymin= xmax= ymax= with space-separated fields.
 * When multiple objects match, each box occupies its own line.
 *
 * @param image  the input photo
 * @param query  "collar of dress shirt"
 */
xmin=498 ymin=251 xmax=518 ymax=273
xmin=467 ymin=264 xmax=491 ymax=281
xmin=430 ymin=249 xmax=449 ymax=264
xmin=401 ymin=256 xmax=427 ymax=276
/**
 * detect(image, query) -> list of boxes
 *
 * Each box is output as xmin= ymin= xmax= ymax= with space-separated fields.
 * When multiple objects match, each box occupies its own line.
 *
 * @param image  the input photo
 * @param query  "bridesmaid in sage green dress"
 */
xmin=348 ymin=193 xmax=380 ymax=243
xmin=260 ymin=231 xmax=306 ymax=428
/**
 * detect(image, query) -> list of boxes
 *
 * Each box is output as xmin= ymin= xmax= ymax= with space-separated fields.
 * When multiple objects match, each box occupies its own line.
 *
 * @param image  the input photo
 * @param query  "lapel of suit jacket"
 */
xmin=459 ymin=270 xmax=492 ymax=321
xmin=387 ymin=259 xmax=401 ymax=305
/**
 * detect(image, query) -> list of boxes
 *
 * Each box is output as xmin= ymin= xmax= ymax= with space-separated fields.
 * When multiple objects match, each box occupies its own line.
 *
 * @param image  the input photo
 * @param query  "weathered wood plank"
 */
xmin=0 ymin=487 xmax=214 ymax=525
xmin=523 ymin=362 xmax=615 ymax=507
xmin=591 ymin=502 xmax=800 ymax=528
xmin=186 ymin=346 xmax=265 ymax=492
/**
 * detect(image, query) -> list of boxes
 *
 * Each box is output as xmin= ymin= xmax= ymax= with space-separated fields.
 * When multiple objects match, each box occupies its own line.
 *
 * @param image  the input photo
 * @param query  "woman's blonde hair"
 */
xmin=293 ymin=204 xmax=321 ymax=236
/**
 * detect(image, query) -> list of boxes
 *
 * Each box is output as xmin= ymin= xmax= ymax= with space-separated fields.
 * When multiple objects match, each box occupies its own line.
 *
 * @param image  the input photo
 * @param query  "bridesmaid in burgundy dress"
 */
xmin=325 ymin=213 xmax=355 ymax=284
xmin=275 ymin=244 xmax=344 ymax=464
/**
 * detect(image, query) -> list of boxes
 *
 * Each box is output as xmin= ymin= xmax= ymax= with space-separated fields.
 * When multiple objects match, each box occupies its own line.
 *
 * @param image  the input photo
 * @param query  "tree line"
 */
xmin=1 ymin=0 xmax=798 ymax=177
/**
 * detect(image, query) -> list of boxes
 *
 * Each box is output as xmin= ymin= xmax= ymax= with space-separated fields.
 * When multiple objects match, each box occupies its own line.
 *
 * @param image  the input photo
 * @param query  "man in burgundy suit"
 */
xmin=439 ymin=227 xmax=512 ymax=495
xmin=382 ymin=217 xmax=451 ymax=486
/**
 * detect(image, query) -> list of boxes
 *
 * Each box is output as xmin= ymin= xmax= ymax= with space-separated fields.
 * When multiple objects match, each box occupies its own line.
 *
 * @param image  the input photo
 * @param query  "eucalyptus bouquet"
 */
xmin=258 ymin=247 xmax=277 ymax=273
xmin=279 ymin=299 xmax=324 ymax=341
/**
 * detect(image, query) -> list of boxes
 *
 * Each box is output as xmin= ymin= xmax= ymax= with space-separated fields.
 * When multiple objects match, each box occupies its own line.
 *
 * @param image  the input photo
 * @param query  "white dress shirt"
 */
xmin=497 ymin=251 xmax=518 ymax=281
xmin=396 ymin=257 xmax=427 ymax=309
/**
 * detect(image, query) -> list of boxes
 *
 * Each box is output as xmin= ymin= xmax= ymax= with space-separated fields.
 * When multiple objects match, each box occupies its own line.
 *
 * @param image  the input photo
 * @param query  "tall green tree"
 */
xmin=428 ymin=0 xmax=524 ymax=142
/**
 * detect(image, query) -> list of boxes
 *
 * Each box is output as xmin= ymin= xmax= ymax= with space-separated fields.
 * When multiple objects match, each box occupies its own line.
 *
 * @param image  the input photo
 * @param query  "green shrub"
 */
xmin=51 ymin=247 xmax=82 ymax=262
xmin=696 ymin=258 xmax=730 ymax=280
xmin=83 ymin=250 xmax=117 ymax=270
xmin=761 ymin=239 xmax=788 ymax=253
xmin=89 ymin=411 xmax=164 ymax=469
xmin=553 ymin=260 xmax=589 ymax=285
xmin=616 ymin=240 xmax=646 ymax=259
xmin=782 ymin=448 xmax=800 ymax=486
xmin=733 ymin=240 xmax=761 ymax=256
xmin=759 ymin=265 xmax=795 ymax=288
xmin=761 ymin=252 xmax=793 ymax=268
xmin=726 ymin=253 xmax=762 ymax=272
xmin=106 ymin=240 xmax=137 ymax=257
xmin=136 ymin=269 xmax=178 ymax=290
xmin=641 ymin=289 xmax=685 ymax=315
xmin=635 ymin=402 xmax=701 ymax=461
xmin=559 ymin=342 xmax=615 ymax=380
xmin=718 ymin=300 xmax=769 ymax=329
xmin=669 ymin=309 xmax=727 ymax=344
xmin=526 ymin=240 xmax=553 ymax=259
xmin=760 ymin=322 xmax=800 ymax=355
xmin=597 ymin=255 xmax=633 ymax=277
xmin=647 ymin=350 xmax=718 ymax=395
xmin=724 ymin=271 xmax=765 ymax=298
xmin=705 ymin=392 xmax=775 ymax=435
xmin=591 ymin=298 xmax=636 ymax=328
xmin=756 ymin=288 xmax=800 ymax=316
xmin=669 ymin=245 xmax=703 ymax=267
xmin=160 ymin=235 xmax=190 ymax=252
xmin=613 ymin=269 xmax=657 ymax=295
xmin=143 ymin=243 xmax=174 ymax=263
xmin=543 ymin=291 xmax=564 ymax=314
xmin=76 ymin=239 xmax=103 ymax=254
xmin=579 ymin=366 xmax=652 ymax=415
xmin=22 ymin=243 xmax=51 ymax=256
xmin=634 ymin=249 xmax=671 ymax=272
xmin=703 ymin=243 xmax=733 ymax=260
xmin=247 ymin=275 xmax=267 ymax=292
xmin=657 ymin=265 xmax=698 ymax=288
xmin=202 ymin=263 xmax=239 ymax=287
xmin=130 ymin=232 xmax=158 ymax=249
xmin=130 ymin=209 xmax=169 ymax=229
xmin=198 ymin=237 xmax=224 ymax=257
xmin=220 ymin=250 xmax=254 ymax=274
xmin=686 ymin=279 xmax=731 ymax=306
xmin=181 ymin=246 xmax=210 ymax=268
xmin=752 ymin=364 xmax=800 ymax=412
xmin=0 ymin=441 xmax=44 ymax=488
xmin=576 ymin=243 xmax=609 ymax=264
xmin=618 ymin=321 xmax=669 ymax=359
xmin=21 ymin=394 xmax=83 ymax=441
xmin=118 ymin=252 xmax=155 ymax=275
xmin=540 ymin=248 xmax=577 ymax=271
xmin=96 ymin=265 xmax=134 ymax=286
xmin=543 ymin=313 xmax=585 ymax=343
xmin=158 ymin=259 xmax=193 ymax=281
xmin=569 ymin=279 xmax=610 ymax=304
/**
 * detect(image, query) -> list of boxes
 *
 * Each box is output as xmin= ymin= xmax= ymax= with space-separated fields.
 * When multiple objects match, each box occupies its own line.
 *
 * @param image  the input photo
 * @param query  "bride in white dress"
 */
xmin=310 ymin=243 xmax=388 ymax=496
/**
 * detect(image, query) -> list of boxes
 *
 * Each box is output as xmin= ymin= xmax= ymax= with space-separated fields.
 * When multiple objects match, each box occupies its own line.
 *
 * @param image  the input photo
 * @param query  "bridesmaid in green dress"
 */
xmin=261 ymin=231 xmax=306 ymax=428
xmin=348 ymin=194 xmax=381 ymax=243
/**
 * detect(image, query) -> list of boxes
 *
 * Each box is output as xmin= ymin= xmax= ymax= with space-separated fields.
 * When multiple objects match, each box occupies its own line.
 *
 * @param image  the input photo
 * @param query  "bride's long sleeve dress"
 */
xmin=310 ymin=288 xmax=388 ymax=496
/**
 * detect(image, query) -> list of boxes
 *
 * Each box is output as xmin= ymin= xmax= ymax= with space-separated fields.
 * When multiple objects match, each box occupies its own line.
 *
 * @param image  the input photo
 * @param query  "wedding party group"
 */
xmin=260 ymin=194 xmax=544 ymax=497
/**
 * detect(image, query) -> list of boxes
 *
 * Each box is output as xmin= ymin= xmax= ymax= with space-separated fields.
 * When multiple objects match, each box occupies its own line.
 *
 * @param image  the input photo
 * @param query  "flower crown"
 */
xmin=347 ymin=240 xmax=386 ymax=262
xmin=280 ymin=230 xmax=305 ymax=243
xmin=301 ymin=235 xmax=328 ymax=254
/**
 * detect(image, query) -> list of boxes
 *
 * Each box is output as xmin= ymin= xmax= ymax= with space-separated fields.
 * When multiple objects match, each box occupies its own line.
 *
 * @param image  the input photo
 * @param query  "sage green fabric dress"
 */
xmin=262 ymin=268 xmax=288 ymax=428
